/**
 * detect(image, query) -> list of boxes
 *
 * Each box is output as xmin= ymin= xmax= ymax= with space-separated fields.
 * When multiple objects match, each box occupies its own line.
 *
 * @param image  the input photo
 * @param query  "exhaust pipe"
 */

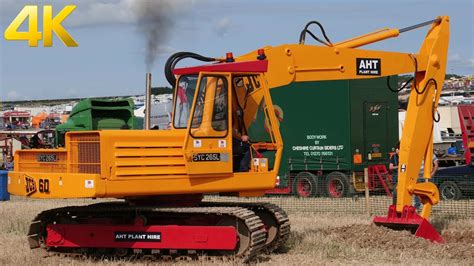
xmin=145 ymin=73 xmax=152 ymax=130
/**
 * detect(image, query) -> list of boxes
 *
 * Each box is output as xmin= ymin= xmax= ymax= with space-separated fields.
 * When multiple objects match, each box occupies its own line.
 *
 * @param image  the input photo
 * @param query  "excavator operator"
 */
xmin=232 ymin=127 xmax=251 ymax=172
xmin=231 ymin=84 xmax=251 ymax=172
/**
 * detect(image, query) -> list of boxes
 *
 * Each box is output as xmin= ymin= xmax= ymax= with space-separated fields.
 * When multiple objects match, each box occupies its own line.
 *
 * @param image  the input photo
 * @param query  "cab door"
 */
xmin=183 ymin=73 xmax=233 ymax=175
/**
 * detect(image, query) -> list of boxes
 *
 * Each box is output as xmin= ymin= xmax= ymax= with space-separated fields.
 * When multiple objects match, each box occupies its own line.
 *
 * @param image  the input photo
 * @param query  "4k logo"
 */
xmin=4 ymin=5 xmax=77 ymax=47
xmin=356 ymin=58 xmax=381 ymax=76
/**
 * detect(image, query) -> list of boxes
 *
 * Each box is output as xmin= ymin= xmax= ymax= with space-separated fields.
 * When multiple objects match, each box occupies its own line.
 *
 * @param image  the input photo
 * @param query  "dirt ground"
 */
xmin=319 ymin=224 xmax=473 ymax=262
xmin=0 ymin=197 xmax=473 ymax=265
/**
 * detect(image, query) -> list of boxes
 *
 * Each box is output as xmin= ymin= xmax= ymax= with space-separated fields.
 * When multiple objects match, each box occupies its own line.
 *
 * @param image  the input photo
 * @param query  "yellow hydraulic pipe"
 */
xmin=423 ymin=133 xmax=434 ymax=179
xmin=334 ymin=29 xmax=400 ymax=49
xmin=335 ymin=18 xmax=442 ymax=49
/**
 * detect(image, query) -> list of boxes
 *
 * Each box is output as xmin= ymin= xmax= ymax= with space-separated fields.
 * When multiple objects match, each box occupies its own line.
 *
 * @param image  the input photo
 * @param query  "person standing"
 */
xmin=447 ymin=143 xmax=458 ymax=157
xmin=176 ymin=78 xmax=190 ymax=128
xmin=414 ymin=153 xmax=439 ymax=210
xmin=389 ymin=143 xmax=400 ymax=205
xmin=29 ymin=133 xmax=43 ymax=148
xmin=3 ymin=155 xmax=13 ymax=171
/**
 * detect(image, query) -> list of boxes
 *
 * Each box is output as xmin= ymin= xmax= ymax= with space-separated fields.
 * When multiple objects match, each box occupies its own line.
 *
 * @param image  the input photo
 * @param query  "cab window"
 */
xmin=190 ymin=76 xmax=228 ymax=138
xmin=212 ymin=78 xmax=228 ymax=131
xmin=173 ymin=75 xmax=198 ymax=128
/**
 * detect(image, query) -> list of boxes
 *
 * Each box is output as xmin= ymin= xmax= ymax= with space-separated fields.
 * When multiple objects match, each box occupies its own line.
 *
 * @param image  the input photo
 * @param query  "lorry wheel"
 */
xmin=292 ymin=172 xmax=318 ymax=197
xmin=439 ymin=181 xmax=462 ymax=200
xmin=325 ymin=172 xmax=349 ymax=198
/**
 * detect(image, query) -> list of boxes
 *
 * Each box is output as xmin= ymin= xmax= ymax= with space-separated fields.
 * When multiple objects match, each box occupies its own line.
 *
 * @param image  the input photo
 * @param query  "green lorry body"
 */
xmin=252 ymin=77 xmax=398 ymax=187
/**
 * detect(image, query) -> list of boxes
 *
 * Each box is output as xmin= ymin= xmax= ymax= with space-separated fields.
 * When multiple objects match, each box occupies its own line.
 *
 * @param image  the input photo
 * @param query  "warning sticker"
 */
xmin=85 ymin=180 xmax=94 ymax=188
xmin=218 ymin=139 xmax=226 ymax=148
xmin=194 ymin=139 xmax=202 ymax=148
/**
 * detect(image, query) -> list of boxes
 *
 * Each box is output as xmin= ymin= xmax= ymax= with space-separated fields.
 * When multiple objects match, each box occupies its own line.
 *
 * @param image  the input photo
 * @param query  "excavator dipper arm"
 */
xmin=373 ymin=16 xmax=450 ymax=243
xmin=395 ymin=16 xmax=450 ymax=217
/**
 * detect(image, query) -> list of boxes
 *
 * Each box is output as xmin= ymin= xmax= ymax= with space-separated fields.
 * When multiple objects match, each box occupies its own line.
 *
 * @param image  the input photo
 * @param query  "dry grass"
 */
xmin=0 ymin=196 xmax=473 ymax=265
xmin=207 ymin=195 xmax=474 ymax=217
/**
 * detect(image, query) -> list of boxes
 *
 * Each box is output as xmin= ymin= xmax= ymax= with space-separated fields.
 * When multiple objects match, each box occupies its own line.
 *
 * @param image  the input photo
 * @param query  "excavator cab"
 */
xmin=181 ymin=73 xmax=234 ymax=175
xmin=172 ymin=66 xmax=283 ymax=196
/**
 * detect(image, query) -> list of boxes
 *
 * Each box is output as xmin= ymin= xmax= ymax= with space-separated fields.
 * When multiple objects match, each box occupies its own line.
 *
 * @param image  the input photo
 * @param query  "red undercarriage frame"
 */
xmin=373 ymin=205 xmax=444 ymax=243
xmin=46 ymin=222 xmax=238 ymax=250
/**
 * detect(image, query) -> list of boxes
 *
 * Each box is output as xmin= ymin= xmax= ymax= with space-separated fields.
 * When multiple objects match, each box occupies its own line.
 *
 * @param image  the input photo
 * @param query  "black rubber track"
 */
xmin=27 ymin=202 xmax=268 ymax=262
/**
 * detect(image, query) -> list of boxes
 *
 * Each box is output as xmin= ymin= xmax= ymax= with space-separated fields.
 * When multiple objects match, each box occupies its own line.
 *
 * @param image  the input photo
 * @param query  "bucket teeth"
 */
xmin=373 ymin=205 xmax=444 ymax=243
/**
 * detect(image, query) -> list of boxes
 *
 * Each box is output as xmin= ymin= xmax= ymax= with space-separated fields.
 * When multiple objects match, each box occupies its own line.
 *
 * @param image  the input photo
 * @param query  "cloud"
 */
xmin=67 ymin=1 xmax=134 ymax=27
xmin=154 ymin=45 xmax=178 ymax=56
xmin=67 ymin=0 xmax=190 ymax=27
xmin=65 ymin=88 xmax=80 ymax=98
xmin=449 ymin=53 xmax=462 ymax=62
xmin=469 ymin=59 xmax=474 ymax=68
xmin=6 ymin=90 xmax=22 ymax=101
xmin=0 ymin=0 xmax=195 ymax=28
xmin=448 ymin=53 xmax=474 ymax=68
xmin=214 ymin=17 xmax=232 ymax=37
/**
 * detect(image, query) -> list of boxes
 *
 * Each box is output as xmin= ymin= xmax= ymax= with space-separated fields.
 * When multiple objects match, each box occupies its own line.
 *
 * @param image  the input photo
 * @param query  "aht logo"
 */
xmin=356 ymin=58 xmax=381 ymax=75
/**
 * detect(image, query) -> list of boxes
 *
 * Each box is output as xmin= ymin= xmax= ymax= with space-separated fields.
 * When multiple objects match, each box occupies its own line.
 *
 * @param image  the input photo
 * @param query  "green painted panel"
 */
xmin=259 ymin=77 xmax=398 ymax=185
xmin=349 ymin=77 xmax=399 ymax=171
xmin=269 ymin=80 xmax=352 ymax=185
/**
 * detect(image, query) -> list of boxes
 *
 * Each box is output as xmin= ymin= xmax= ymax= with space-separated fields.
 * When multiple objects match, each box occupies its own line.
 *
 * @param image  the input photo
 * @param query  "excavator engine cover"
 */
xmin=373 ymin=205 xmax=444 ymax=243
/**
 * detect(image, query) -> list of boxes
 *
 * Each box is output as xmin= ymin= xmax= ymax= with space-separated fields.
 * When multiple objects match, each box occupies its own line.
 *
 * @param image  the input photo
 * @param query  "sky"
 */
xmin=0 ymin=0 xmax=473 ymax=101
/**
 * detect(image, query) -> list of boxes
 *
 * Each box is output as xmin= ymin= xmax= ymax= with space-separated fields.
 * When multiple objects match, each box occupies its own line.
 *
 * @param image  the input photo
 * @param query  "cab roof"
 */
xmin=173 ymin=60 xmax=268 ymax=75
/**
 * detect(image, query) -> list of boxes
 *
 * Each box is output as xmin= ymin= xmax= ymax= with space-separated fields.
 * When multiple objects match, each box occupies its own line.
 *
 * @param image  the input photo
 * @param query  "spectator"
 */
xmin=447 ymin=143 xmax=458 ymax=157
xmin=389 ymin=142 xmax=400 ymax=205
xmin=176 ymin=78 xmax=190 ymax=127
xmin=0 ymin=152 xmax=6 ymax=170
xmin=29 ymin=133 xmax=43 ymax=148
xmin=3 ymin=155 xmax=13 ymax=171
xmin=414 ymin=153 xmax=439 ymax=211
xmin=19 ymin=136 xmax=30 ymax=149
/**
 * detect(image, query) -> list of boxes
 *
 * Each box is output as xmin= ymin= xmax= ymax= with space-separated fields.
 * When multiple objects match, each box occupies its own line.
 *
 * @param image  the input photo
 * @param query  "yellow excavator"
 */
xmin=8 ymin=16 xmax=449 ymax=260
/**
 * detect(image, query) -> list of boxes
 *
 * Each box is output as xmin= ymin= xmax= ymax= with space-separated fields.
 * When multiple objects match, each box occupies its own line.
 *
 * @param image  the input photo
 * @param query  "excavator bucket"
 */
xmin=373 ymin=205 xmax=444 ymax=243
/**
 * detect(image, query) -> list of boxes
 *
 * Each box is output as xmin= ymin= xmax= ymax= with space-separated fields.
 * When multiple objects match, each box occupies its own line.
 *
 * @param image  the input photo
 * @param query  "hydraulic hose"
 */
xmin=299 ymin=20 xmax=333 ymax=46
xmin=164 ymin=52 xmax=217 ymax=87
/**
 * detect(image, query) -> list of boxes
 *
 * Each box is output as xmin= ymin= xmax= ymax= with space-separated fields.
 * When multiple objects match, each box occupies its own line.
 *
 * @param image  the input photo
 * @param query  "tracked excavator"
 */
xmin=8 ymin=16 xmax=449 ymax=261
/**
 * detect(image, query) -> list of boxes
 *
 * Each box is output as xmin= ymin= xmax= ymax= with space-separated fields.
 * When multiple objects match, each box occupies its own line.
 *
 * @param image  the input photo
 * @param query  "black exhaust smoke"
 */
xmin=134 ymin=0 xmax=176 ymax=72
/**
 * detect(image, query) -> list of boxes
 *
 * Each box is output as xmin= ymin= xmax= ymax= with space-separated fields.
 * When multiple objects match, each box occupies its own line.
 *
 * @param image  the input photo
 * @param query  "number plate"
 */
xmin=192 ymin=153 xmax=221 ymax=162
xmin=37 ymin=154 xmax=58 ymax=162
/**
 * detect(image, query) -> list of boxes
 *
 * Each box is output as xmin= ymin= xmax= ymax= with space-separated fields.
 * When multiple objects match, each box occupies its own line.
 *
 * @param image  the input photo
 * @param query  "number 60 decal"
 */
xmin=39 ymin=179 xmax=50 ymax=193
